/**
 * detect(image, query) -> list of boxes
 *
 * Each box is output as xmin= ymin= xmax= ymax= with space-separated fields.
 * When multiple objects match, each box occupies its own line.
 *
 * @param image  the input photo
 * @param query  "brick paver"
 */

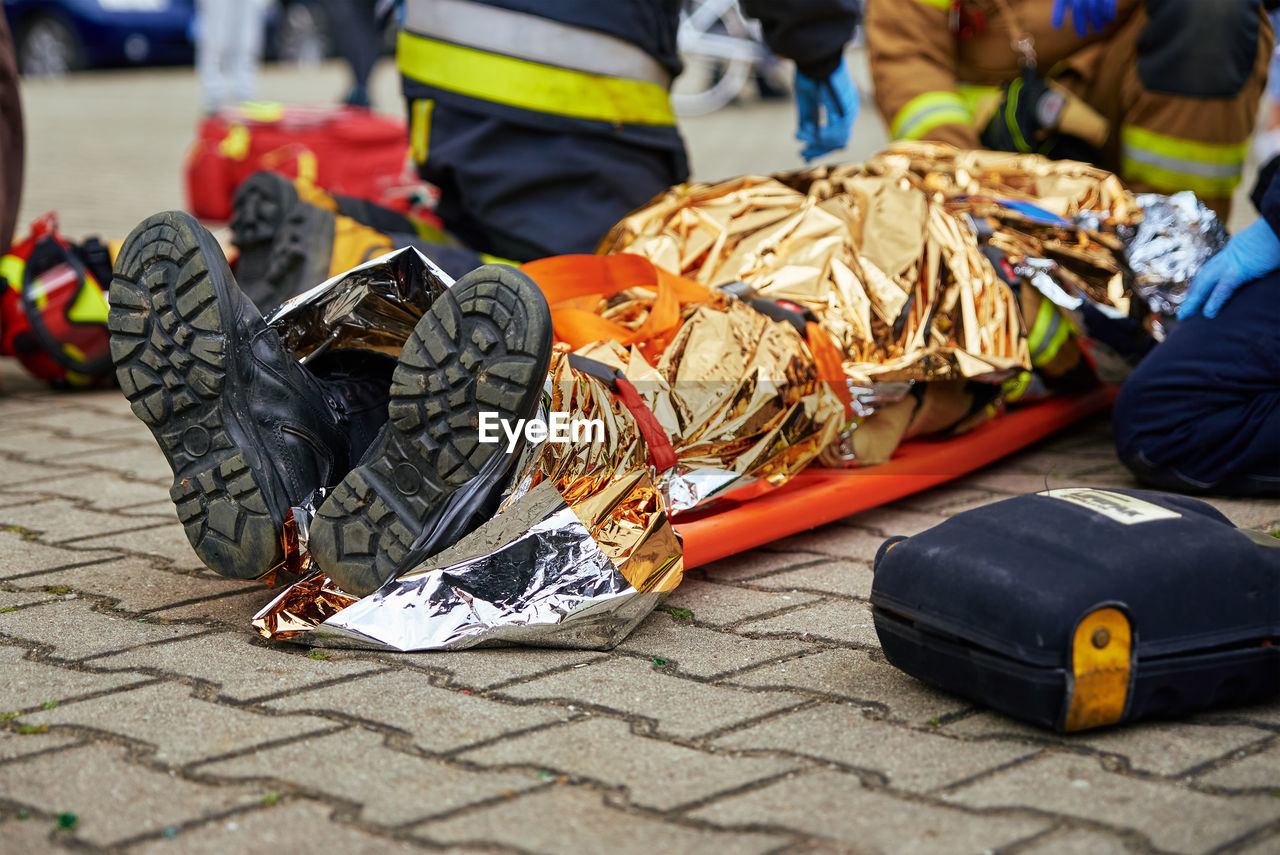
xmin=1 ymin=60 xmax=1276 ymax=854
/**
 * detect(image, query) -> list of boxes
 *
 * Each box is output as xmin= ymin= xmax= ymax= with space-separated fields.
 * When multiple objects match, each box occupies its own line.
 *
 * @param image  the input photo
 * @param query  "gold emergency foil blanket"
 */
xmin=602 ymin=167 xmax=1029 ymax=384
xmin=561 ymin=297 xmax=844 ymax=511
xmin=253 ymin=471 xmax=682 ymax=650
xmin=603 ymin=143 xmax=1145 ymax=388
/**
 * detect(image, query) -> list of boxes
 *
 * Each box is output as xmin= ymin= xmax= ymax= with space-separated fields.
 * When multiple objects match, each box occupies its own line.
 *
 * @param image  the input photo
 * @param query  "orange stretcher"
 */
xmin=674 ymin=385 xmax=1117 ymax=568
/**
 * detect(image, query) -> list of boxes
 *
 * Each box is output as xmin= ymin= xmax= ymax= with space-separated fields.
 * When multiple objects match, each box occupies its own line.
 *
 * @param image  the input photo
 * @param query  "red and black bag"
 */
xmin=0 ymin=214 xmax=115 ymax=388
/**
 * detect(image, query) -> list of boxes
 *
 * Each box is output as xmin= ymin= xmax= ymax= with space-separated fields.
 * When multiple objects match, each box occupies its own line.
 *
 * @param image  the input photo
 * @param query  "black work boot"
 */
xmin=228 ymin=171 xmax=300 ymax=308
xmin=230 ymin=171 xmax=429 ymax=312
xmin=309 ymin=265 xmax=554 ymax=597
xmin=107 ymin=211 xmax=391 ymax=580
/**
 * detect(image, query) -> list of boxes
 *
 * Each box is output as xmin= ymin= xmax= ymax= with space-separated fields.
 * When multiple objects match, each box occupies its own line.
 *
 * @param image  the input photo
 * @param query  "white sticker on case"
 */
xmin=1040 ymin=488 xmax=1183 ymax=525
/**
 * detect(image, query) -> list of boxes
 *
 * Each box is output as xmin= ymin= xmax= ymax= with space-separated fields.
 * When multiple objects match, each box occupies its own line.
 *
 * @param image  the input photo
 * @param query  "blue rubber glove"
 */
xmin=1179 ymin=219 xmax=1280 ymax=320
xmin=795 ymin=57 xmax=859 ymax=163
xmin=1051 ymin=0 xmax=1116 ymax=37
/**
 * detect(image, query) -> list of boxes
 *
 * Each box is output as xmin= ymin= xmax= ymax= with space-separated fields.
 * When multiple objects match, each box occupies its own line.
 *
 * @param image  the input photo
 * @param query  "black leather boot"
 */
xmin=309 ymin=265 xmax=554 ymax=597
xmin=107 ymin=211 xmax=390 ymax=580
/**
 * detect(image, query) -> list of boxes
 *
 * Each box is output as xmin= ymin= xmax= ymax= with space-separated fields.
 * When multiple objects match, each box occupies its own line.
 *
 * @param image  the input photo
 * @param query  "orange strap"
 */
xmin=521 ymin=254 xmax=711 ymax=360
xmin=805 ymin=320 xmax=853 ymax=422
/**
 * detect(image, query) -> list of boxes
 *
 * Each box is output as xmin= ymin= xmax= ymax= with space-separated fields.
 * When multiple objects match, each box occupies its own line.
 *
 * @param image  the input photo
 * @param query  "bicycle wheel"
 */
xmin=671 ymin=0 xmax=762 ymax=116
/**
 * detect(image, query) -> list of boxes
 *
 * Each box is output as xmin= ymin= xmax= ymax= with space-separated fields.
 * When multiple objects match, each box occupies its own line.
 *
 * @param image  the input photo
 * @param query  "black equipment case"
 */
xmin=870 ymin=488 xmax=1279 ymax=731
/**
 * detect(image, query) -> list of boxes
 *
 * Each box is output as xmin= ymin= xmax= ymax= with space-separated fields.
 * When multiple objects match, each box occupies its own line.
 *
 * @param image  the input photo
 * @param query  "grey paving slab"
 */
xmin=18 ymin=682 xmax=337 ymax=766
xmin=0 ymin=743 xmax=259 ymax=847
xmin=695 ymin=549 xmax=831 ymax=582
xmin=405 ymin=647 xmax=609 ymax=690
xmin=662 ymin=578 xmax=821 ymax=626
xmin=0 ymin=428 xmax=129 ymax=463
xmin=73 ymin=445 xmax=173 ymax=483
xmin=1012 ymin=828 xmax=1137 ymax=855
xmin=712 ymin=703 xmax=1035 ymax=792
xmin=688 ymin=768 xmax=1048 ymax=854
xmin=69 ymin=520 xmax=206 ymax=568
xmin=0 ymin=815 xmax=73 ymax=854
xmin=264 ymin=669 xmax=566 ymax=752
xmin=615 ymin=616 xmax=812 ymax=679
xmin=725 ymin=648 xmax=972 ymax=724
xmin=744 ymin=558 xmax=876 ymax=599
xmin=1232 ymin=829 xmax=1280 ymax=855
xmin=888 ymin=485 xmax=1007 ymax=513
xmin=736 ymin=597 xmax=879 ymax=647
xmin=147 ymin=586 xmax=282 ymax=626
xmin=16 ymin=472 xmax=174 ymax=515
xmin=130 ymin=800 xmax=428 ymax=855
xmin=0 ymin=458 xmax=91 ymax=490
xmin=760 ymin=522 xmax=899 ymax=562
xmin=196 ymin=727 xmax=540 ymax=826
xmin=0 ymin=729 xmax=81 ymax=763
xmin=0 ymin=498 xmax=170 ymax=543
xmin=946 ymin=714 xmax=1276 ymax=777
xmin=91 ymin=631 xmax=384 ymax=701
xmin=458 ymin=716 xmax=801 ymax=810
xmin=496 ymin=656 xmax=807 ymax=739
xmin=15 ymin=560 xmax=257 ymax=614
xmin=835 ymin=506 xmax=954 ymax=538
xmin=948 ymin=753 xmax=1280 ymax=853
xmin=414 ymin=785 xmax=790 ymax=855
xmin=0 ymin=588 xmax=58 ymax=610
xmin=1196 ymin=742 xmax=1280 ymax=791
xmin=0 ymin=530 xmax=120 ymax=578
xmin=0 ymin=597 xmax=203 ymax=660
xmin=0 ymin=644 xmax=151 ymax=713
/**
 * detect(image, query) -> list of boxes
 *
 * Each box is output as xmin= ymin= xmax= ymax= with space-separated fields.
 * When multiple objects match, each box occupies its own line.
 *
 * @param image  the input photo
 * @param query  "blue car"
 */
xmin=4 ymin=0 xmax=334 ymax=76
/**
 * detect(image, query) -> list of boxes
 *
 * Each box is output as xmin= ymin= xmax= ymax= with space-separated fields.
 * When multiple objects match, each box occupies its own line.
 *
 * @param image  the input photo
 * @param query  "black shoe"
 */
xmin=107 ymin=211 xmax=390 ymax=580
xmin=228 ymin=171 xmax=300 ymax=310
xmin=309 ymin=265 xmax=553 ymax=596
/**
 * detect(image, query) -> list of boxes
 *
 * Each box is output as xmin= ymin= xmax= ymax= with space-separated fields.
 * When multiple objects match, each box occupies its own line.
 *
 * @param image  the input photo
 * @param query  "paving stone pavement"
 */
xmin=2 ymin=62 xmax=1278 ymax=855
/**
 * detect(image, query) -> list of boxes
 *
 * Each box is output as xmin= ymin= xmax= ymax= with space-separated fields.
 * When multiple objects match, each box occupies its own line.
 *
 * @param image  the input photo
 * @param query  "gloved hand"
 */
xmin=1179 ymin=219 xmax=1280 ymax=320
xmin=795 ymin=57 xmax=859 ymax=163
xmin=1051 ymin=0 xmax=1116 ymax=37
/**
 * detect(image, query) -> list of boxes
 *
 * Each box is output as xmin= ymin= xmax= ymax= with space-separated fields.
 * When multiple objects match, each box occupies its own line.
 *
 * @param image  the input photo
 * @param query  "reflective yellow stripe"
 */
xmin=410 ymin=98 xmax=433 ymax=165
xmin=912 ymin=0 xmax=951 ymax=9
xmin=1001 ymin=370 xmax=1032 ymax=403
xmin=890 ymin=91 xmax=972 ymax=140
xmin=0 ymin=255 xmax=23 ymax=292
xmin=956 ymin=83 xmax=999 ymax=116
xmin=1120 ymin=126 xmax=1246 ymax=198
xmin=67 ymin=273 xmax=109 ymax=325
xmin=1028 ymin=299 xmax=1072 ymax=367
xmin=397 ymin=31 xmax=676 ymax=126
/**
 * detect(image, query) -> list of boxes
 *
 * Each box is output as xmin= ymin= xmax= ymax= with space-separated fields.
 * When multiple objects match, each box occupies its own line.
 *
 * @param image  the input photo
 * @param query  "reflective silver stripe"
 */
xmin=403 ymin=0 xmax=672 ymax=87
xmin=1121 ymin=145 xmax=1243 ymax=179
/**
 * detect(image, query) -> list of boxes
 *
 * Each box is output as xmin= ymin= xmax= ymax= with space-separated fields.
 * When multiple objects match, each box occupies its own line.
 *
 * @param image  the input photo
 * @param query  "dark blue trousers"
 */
xmin=1113 ymin=271 xmax=1280 ymax=497
xmin=415 ymin=104 xmax=688 ymax=263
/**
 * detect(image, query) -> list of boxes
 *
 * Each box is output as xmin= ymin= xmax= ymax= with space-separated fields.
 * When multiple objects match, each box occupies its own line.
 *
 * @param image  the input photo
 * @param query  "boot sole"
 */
xmin=309 ymin=265 xmax=553 ymax=596
xmin=108 ymin=211 xmax=286 ymax=580
xmin=229 ymin=172 xmax=299 ymax=308
xmin=259 ymin=203 xmax=336 ymax=310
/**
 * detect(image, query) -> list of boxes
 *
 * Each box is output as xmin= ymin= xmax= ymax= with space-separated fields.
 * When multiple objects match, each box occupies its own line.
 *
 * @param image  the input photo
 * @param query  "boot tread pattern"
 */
xmin=310 ymin=266 xmax=552 ymax=596
xmin=108 ymin=211 xmax=282 ymax=580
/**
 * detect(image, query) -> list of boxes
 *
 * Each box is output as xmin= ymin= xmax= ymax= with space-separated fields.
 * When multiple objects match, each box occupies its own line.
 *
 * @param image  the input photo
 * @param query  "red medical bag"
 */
xmin=185 ymin=103 xmax=411 ymax=221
